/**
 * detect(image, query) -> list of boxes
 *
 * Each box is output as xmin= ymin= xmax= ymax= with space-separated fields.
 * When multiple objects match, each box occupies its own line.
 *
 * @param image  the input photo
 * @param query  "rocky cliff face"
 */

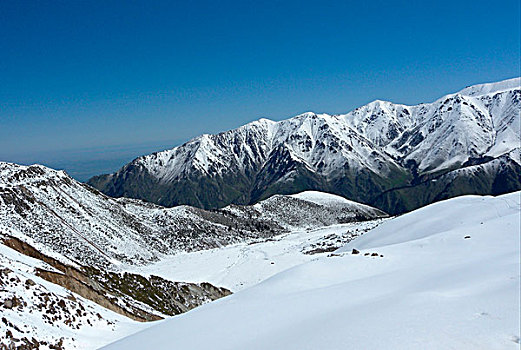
xmin=88 ymin=78 xmax=521 ymax=214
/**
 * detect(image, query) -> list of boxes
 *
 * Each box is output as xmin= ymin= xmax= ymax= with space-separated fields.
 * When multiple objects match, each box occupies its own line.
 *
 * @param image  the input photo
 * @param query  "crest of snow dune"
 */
xmin=291 ymin=190 xmax=368 ymax=207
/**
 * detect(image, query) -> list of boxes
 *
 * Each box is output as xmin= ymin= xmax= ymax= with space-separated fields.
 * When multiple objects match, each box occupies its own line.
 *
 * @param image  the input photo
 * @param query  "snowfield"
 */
xmin=103 ymin=192 xmax=521 ymax=350
xmin=133 ymin=220 xmax=383 ymax=292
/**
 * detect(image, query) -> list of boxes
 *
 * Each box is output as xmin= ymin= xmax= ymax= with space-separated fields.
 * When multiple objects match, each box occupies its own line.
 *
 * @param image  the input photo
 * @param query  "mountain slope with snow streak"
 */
xmin=0 ymin=242 xmax=147 ymax=349
xmin=103 ymin=191 xmax=521 ymax=350
xmin=89 ymin=78 xmax=521 ymax=214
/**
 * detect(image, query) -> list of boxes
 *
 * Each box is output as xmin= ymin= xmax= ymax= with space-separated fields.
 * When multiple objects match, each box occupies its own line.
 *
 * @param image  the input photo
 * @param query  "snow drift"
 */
xmin=103 ymin=192 xmax=521 ymax=350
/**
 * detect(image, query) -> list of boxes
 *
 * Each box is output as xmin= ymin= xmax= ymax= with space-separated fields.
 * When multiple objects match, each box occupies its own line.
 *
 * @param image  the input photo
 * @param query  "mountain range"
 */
xmin=1 ymin=77 xmax=519 ymax=349
xmin=88 ymin=78 xmax=521 ymax=214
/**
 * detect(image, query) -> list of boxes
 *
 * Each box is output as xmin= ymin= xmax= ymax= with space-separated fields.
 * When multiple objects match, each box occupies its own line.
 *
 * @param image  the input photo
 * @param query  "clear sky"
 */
xmin=1 ymin=0 xmax=519 ymax=180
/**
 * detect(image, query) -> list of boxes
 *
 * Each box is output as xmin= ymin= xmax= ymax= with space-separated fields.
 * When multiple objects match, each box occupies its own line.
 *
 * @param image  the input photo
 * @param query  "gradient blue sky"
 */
xmin=1 ymin=0 xmax=520 ymax=180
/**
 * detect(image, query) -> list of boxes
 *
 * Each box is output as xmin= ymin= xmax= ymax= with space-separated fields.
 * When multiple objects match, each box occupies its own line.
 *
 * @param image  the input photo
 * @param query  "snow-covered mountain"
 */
xmin=89 ymin=78 xmax=521 ymax=214
xmin=103 ymin=191 xmax=521 ymax=350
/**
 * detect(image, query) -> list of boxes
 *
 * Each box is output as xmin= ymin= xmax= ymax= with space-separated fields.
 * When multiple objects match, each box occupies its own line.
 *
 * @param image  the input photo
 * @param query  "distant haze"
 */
xmin=1 ymin=140 xmax=184 ymax=181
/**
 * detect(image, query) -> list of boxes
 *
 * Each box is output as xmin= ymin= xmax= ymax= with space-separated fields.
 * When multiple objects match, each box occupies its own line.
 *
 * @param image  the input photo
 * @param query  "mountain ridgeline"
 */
xmin=88 ymin=78 xmax=521 ymax=214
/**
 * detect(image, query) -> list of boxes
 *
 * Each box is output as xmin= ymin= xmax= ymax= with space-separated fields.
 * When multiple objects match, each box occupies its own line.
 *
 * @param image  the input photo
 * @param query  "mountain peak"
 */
xmin=294 ymin=111 xmax=317 ymax=118
xmin=458 ymin=77 xmax=520 ymax=97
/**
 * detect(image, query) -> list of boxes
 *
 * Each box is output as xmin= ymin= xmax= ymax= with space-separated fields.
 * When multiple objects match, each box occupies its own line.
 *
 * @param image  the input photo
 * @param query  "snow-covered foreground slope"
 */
xmin=104 ymin=192 xmax=521 ymax=350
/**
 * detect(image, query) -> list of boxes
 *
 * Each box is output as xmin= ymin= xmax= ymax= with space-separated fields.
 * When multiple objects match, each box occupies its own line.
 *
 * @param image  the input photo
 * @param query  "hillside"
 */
xmin=103 ymin=191 xmax=521 ymax=350
xmin=0 ymin=162 xmax=385 ymax=271
xmin=0 ymin=161 xmax=386 ymax=348
xmin=0 ymin=242 xmax=144 ymax=349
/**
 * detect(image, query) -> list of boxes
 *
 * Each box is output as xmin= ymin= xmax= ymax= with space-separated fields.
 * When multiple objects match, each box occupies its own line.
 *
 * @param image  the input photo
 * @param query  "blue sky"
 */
xmin=1 ymin=0 xmax=519 ymax=180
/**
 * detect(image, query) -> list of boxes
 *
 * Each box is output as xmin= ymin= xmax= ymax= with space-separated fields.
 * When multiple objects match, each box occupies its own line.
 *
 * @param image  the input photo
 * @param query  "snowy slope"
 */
xmin=290 ymin=190 xmax=383 ymax=214
xmin=0 ymin=162 xmax=387 ymax=349
xmin=103 ymin=192 xmax=521 ymax=350
xmin=0 ymin=162 xmax=384 ymax=271
xmin=459 ymin=77 xmax=520 ymax=97
xmin=247 ymin=191 xmax=387 ymax=230
xmin=89 ymin=77 xmax=521 ymax=212
xmin=0 ymin=243 xmax=146 ymax=349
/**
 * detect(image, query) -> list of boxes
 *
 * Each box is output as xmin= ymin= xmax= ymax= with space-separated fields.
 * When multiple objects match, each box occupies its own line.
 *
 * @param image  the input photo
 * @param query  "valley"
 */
xmin=0 ymin=77 xmax=519 ymax=349
xmin=0 ymin=162 xmax=387 ymax=348
xmin=104 ymin=192 xmax=521 ymax=350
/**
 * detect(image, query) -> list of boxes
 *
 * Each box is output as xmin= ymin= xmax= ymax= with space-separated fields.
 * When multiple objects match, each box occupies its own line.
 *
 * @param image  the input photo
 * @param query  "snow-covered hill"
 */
xmin=103 ymin=192 xmax=521 ymax=350
xmin=89 ymin=77 xmax=521 ymax=214
xmin=0 ymin=163 xmax=385 ymax=271
xmin=0 ymin=162 xmax=388 ymax=348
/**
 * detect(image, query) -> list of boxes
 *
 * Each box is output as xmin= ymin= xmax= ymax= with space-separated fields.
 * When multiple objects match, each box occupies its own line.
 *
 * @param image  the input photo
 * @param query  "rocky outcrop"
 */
xmin=2 ymin=236 xmax=230 ymax=322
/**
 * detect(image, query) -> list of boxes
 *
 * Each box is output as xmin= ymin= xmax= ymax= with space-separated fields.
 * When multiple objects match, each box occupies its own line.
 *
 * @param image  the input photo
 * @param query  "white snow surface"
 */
xmin=291 ymin=190 xmax=371 ymax=207
xmin=459 ymin=77 xmax=520 ymax=97
xmin=133 ymin=220 xmax=383 ymax=292
xmin=104 ymin=192 xmax=521 ymax=350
